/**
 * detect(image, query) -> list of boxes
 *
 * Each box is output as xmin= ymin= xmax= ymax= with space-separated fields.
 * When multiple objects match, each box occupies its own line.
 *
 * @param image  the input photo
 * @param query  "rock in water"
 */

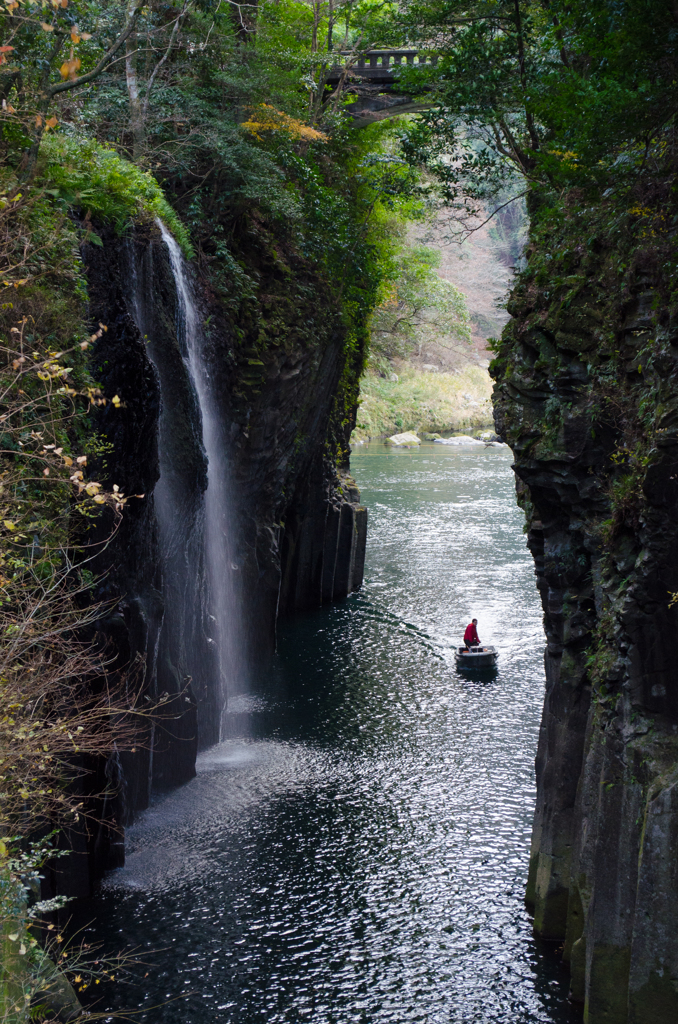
xmin=433 ymin=435 xmax=485 ymax=446
xmin=386 ymin=432 xmax=421 ymax=446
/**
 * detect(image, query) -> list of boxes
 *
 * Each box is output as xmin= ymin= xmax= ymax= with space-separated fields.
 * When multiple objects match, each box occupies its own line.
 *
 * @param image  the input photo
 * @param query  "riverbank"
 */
xmin=352 ymin=363 xmax=493 ymax=441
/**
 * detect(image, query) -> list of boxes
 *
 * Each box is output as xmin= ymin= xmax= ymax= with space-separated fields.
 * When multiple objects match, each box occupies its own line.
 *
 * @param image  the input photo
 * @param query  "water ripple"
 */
xmin=76 ymin=444 xmax=577 ymax=1024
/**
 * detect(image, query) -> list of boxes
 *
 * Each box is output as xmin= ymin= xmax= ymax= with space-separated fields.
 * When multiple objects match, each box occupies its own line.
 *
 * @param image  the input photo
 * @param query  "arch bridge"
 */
xmin=327 ymin=49 xmax=438 ymax=84
xmin=325 ymin=49 xmax=438 ymax=126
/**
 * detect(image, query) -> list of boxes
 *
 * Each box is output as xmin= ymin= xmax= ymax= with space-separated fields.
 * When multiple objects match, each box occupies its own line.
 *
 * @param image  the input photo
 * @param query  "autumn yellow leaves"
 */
xmin=241 ymin=104 xmax=329 ymax=144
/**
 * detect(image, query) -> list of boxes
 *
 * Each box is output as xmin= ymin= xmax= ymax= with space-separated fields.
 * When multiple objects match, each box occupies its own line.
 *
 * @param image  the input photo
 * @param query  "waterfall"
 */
xmin=156 ymin=220 xmax=247 ymax=721
xmin=149 ymin=220 xmax=246 ymax=738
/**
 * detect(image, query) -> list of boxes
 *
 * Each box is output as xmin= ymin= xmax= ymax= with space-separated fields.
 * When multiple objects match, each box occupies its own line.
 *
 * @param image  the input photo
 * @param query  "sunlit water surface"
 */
xmin=80 ymin=442 xmax=577 ymax=1024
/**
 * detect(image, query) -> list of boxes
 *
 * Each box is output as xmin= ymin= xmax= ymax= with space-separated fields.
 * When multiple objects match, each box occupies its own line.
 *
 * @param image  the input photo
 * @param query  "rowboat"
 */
xmin=454 ymin=645 xmax=498 ymax=669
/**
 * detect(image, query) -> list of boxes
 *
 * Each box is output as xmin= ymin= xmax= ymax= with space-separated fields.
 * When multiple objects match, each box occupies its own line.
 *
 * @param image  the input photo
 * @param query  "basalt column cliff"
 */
xmin=492 ymin=189 xmax=678 ymax=1023
xmin=70 ymin=216 xmax=367 ymax=885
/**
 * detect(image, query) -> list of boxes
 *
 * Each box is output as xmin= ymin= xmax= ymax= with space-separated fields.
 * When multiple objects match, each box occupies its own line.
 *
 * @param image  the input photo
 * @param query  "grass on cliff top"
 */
xmin=37 ymin=134 xmax=193 ymax=257
xmin=352 ymin=364 xmax=493 ymax=440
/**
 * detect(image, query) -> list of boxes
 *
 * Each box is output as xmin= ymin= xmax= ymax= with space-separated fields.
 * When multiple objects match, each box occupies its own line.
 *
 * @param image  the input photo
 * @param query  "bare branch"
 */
xmin=459 ymin=190 xmax=529 ymax=241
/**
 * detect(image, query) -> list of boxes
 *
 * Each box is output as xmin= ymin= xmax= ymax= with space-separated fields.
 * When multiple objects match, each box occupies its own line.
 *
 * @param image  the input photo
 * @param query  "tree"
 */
xmin=0 ymin=0 xmax=145 ymax=178
xmin=393 ymin=0 xmax=678 ymax=213
xmin=370 ymin=243 xmax=470 ymax=361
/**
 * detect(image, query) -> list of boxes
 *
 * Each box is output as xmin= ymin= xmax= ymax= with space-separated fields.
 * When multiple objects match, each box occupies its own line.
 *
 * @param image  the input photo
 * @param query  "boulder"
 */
xmin=434 ymin=435 xmax=485 ymax=446
xmin=421 ymin=432 xmax=442 ymax=441
xmin=386 ymin=431 xmax=421 ymax=446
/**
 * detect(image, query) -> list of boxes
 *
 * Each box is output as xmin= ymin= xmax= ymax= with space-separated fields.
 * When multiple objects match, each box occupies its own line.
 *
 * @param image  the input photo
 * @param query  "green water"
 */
xmin=80 ymin=442 xmax=577 ymax=1024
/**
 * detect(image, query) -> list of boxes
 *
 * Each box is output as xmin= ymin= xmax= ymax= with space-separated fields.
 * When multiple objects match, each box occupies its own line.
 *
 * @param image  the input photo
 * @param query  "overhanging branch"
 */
xmin=47 ymin=2 xmax=144 ymax=97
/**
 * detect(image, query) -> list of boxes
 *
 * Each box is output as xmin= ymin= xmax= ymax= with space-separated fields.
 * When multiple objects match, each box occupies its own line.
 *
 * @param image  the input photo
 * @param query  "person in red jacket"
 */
xmin=464 ymin=619 xmax=480 ymax=648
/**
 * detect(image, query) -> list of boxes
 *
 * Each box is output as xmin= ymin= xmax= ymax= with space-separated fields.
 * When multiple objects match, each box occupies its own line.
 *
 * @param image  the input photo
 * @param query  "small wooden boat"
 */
xmin=454 ymin=645 xmax=498 ymax=669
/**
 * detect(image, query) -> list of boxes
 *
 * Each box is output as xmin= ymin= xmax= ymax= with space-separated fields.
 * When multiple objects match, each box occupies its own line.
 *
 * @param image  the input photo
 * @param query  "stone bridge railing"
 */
xmin=327 ymin=50 xmax=438 ymax=81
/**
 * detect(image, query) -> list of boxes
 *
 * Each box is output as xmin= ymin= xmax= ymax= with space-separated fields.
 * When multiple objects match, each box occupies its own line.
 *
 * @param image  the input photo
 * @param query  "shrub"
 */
xmin=38 ymin=135 xmax=193 ymax=258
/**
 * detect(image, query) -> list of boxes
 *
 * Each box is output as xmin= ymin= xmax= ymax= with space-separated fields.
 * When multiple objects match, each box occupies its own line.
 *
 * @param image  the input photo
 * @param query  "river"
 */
xmin=81 ymin=441 xmax=578 ymax=1024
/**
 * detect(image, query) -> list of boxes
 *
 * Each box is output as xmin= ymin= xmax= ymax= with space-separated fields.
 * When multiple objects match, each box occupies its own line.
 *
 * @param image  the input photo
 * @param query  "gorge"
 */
xmin=75 ymin=441 xmax=574 ymax=1024
xmin=1 ymin=3 xmax=677 ymax=1023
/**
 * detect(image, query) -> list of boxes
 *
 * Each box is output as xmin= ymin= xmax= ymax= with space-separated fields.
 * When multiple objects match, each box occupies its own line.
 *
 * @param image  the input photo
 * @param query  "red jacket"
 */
xmin=464 ymin=622 xmax=479 ymax=644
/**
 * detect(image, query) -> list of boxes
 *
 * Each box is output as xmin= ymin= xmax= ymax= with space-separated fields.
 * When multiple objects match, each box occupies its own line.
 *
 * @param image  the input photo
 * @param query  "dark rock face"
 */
xmin=279 ymin=462 xmax=367 ymax=614
xmin=86 ymin=224 xmax=203 ymax=813
xmin=75 ymin=221 xmax=366 ymax=887
xmin=492 ymin=201 xmax=678 ymax=1022
xmin=200 ymin=218 xmax=368 ymax=657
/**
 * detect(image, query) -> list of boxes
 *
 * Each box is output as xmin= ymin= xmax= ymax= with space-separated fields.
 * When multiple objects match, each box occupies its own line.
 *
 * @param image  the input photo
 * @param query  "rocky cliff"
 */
xmin=492 ymin=190 xmax=678 ymax=1023
xmin=55 ymin=216 xmax=367 ymax=892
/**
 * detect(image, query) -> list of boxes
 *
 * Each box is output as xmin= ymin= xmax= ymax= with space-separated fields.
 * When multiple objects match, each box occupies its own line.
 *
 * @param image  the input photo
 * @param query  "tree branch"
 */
xmin=39 ymin=33 xmax=66 ymax=96
xmin=513 ymin=0 xmax=540 ymax=152
xmin=460 ymin=190 xmax=529 ymax=242
xmin=538 ymin=0 xmax=571 ymax=67
xmin=496 ymin=115 xmax=535 ymax=173
xmin=47 ymin=2 xmax=144 ymax=97
xmin=142 ymin=2 xmax=189 ymax=118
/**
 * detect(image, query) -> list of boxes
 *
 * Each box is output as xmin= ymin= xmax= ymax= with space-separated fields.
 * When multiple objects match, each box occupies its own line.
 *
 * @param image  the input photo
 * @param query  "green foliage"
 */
xmin=393 ymin=0 xmax=678 ymax=212
xmin=38 ymin=135 xmax=193 ymax=257
xmin=1 ymin=837 xmax=70 ymax=1024
xmin=0 ymin=0 xmax=438 ymax=368
xmin=532 ymin=1 xmax=678 ymax=186
xmin=0 ymin=835 xmax=143 ymax=1023
xmin=354 ymin=363 xmax=491 ymax=439
xmin=370 ymin=240 xmax=470 ymax=360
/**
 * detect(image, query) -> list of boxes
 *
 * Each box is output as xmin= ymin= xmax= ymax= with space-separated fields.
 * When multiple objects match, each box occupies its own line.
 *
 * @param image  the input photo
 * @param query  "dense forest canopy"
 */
xmin=392 ymin=1 xmax=678 ymax=215
xmin=2 ymin=0 xmax=676 ymax=283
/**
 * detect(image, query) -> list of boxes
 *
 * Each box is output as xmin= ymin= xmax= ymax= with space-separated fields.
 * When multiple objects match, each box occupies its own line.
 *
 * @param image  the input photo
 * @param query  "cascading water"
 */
xmin=154 ymin=220 xmax=247 ymax=730
xmin=123 ymin=220 xmax=246 ymax=773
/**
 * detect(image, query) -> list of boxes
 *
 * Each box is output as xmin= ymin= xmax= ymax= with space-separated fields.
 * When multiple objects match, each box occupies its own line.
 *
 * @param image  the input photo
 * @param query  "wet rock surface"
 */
xmin=68 ymin=222 xmax=366 ymax=890
xmin=492 ymin=199 xmax=678 ymax=1022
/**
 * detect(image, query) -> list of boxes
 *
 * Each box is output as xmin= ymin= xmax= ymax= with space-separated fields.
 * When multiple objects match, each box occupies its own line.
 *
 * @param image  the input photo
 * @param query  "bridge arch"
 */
xmin=325 ymin=49 xmax=437 ymax=127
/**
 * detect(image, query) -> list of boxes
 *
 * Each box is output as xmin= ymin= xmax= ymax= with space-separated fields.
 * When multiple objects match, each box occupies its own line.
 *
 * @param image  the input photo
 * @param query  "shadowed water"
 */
xmin=79 ymin=442 xmax=577 ymax=1024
